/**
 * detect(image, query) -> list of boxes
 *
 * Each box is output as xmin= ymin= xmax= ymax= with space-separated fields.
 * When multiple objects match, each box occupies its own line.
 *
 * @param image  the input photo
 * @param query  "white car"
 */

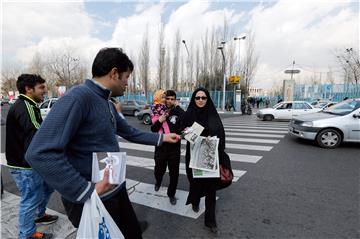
xmin=40 ymin=98 xmax=58 ymax=119
xmin=256 ymin=101 xmax=321 ymax=121
xmin=289 ymin=98 xmax=360 ymax=148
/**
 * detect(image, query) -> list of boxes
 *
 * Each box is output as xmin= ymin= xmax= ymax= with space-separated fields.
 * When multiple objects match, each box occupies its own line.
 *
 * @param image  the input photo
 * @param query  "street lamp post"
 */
xmin=233 ymin=36 xmax=246 ymax=75
xmin=233 ymin=35 xmax=246 ymax=110
xmin=217 ymin=42 xmax=226 ymax=111
xmin=182 ymin=40 xmax=190 ymax=93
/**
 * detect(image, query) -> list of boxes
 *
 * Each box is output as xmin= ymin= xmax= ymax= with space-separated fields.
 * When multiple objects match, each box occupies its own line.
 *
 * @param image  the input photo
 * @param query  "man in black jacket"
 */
xmin=6 ymin=74 xmax=58 ymax=239
xmin=151 ymin=90 xmax=185 ymax=205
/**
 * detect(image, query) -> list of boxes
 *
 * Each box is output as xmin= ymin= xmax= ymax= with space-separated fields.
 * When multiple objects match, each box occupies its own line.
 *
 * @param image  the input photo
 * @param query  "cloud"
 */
xmin=248 ymin=0 xmax=358 ymax=88
xmin=3 ymin=1 xmax=94 ymax=60
xmin=164 ymin=0 xmax=244 ymax=46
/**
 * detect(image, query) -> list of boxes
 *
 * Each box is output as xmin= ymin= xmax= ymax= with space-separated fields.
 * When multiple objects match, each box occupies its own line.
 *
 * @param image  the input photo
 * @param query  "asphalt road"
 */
xmin=1 ymin=111 xmax=359 ymax=239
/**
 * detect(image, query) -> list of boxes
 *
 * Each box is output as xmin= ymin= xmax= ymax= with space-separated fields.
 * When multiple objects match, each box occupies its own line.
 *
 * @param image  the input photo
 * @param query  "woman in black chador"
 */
xmin=181 ymin=87 xmax=233 ymax=234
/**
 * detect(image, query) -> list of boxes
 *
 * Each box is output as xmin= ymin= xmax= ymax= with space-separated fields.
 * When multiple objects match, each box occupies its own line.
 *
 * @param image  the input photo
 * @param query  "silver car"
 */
xmin=289 ymin=99 xmax=360 ymax=148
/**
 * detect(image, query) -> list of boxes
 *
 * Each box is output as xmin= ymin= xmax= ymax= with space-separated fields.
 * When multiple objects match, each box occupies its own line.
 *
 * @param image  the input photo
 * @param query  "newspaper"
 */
xmin=92 ymin=152 xmax=127 ymax=185
xmin=183 ymin=122 xmax=204 ymax=144
xmin=190 ymin=136 xmax=220 ymax=178
xmin=192 ymin=151 xmax=220 ymax=178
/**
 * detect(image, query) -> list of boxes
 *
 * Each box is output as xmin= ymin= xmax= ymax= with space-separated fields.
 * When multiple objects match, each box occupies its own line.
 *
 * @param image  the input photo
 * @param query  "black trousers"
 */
xmin=62 ymin=186 xmax=142 ymax=239
xmin=154 ymin=146 xmax=180 ymax=197
xmin=193 ymin=189 xmax=216 ymax=226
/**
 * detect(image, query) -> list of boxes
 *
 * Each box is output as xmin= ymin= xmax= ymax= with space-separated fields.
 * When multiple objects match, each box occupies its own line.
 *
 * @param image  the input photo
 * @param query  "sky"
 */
xmin=2 ymin=0 xmax=359 ymax=90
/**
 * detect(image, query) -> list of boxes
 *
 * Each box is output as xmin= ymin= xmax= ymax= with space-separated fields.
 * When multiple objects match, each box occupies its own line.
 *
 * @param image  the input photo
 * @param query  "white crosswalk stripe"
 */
xmin=126 ymin=179 xmax=216 ymax=219
xmin=225 ymin=137 xmax=279 ymax=144
xmin=224 ymin=128 xmax=288 ymax=134
xmin=223 ymin=125 xmax=288 ymax=130
xmin=225 ymin=132 xmax=285 ymax=138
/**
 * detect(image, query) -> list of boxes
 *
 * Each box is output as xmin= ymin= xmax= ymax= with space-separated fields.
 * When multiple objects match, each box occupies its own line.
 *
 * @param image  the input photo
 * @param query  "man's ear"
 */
xmin=25 ymin=85 xmax=33 ymax=94
xmin=109 ymin=67 xmax=118 ymax=80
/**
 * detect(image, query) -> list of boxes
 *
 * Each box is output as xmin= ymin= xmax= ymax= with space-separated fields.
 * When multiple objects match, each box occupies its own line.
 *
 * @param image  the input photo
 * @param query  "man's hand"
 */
xmin=95 ymin=169 xmax=115 ymax=195
xmin=163 ymin=133 xmax=181 ymax=143
xmin=159 ymin=114 xmax=167 ymax=123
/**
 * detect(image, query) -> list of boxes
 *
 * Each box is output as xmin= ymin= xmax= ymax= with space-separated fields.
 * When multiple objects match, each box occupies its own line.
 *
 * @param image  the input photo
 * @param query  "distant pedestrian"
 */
xmin=6 ymin=74 xmax=58 ymax=239
xmin=265 ymin=99 xmax=270 ymax=108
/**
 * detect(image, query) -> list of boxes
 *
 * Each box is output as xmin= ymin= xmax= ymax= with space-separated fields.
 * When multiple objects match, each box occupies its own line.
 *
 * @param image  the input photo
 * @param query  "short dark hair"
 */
xmin=166 ymin=90 xmax=176 ymax=98
xmin=16 ymin=74 xmax=45 ymax=94
xmin=92 ymin=47 xmax=134 ymax=77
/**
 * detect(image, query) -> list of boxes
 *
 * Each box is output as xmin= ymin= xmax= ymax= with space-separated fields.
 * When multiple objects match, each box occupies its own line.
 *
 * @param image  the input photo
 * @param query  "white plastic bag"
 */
xmin=76 ymin=190 xmax=124 ymax=239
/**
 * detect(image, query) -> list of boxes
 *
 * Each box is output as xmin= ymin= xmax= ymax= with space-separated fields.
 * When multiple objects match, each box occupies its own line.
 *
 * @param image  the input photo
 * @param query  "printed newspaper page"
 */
xmin=190 ymin=136 xmax=220 ymax=178
xmin=183 ymin=122 xmax=204 ymax=144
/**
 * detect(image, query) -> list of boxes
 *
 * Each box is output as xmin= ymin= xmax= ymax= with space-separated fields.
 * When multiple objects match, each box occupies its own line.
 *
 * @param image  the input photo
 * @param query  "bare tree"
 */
xmin=139 ymin=26 xmax=150 ymax=101
xmin=194 ymin=46 xmax=200 ymax=88
xmin=1 ymin=63 xmax=22 ymax=97
xmin=165 ymin=46 xmax=171 ymax=90
xmin=157 ymin=23 xmax=165 ymax=89
xmin=199 ymin=29 xmax=210 ymax=88
xmin=46 ymin=47 xmax=87 ymax=89
xmin=188 ymin=42 xmax=194 ymax=91
xmin=28 ymin=52 xmax=46 ymax=75
xmin=128 ymin=52 xmax=137 ymax=93
xmin=172 ymin=29 xmax=181 ymax=91
xmin=240 ymin=31 xmax=259 ymax=97
xmin=226 ymin=34 xmax=236 ymax=77
xmin=336 ymin=47 xmax=359 ymax=90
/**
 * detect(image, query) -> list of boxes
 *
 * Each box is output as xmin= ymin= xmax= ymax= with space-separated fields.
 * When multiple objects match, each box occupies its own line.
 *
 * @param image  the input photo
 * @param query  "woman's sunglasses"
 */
xmin=195 ymin=96 xmax=208 ymax=101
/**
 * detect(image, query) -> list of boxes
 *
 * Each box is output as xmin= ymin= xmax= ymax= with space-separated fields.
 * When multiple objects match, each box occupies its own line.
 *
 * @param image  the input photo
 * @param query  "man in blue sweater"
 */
xmin=25 ymin=47 xmax=180 ymax=238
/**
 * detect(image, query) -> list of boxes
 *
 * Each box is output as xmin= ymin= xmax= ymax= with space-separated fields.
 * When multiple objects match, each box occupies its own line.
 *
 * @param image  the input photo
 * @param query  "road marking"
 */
xmin=223 ymin=128 xmax=288 ymax=134
xmin=227 ymin=153 xmax=262 ymax=163
xmin=225 ymin=143 xmax=273 ymax=151
xmin=223 ymin=125 xmax=288 ymax=130
xmin=222 ymin=122 xmax=289 ymax=127
xmin=126 ymin=179 xmax=218 ymax=219
xmin=126 ymin=155 xmax=246 ymax=182
xmin=222 ymin=119 xmax=289 ymax=123
xmin=225 ymin=137 xmax=279 ymax=144
xmin=225 ymin=132 xmax=285 ymax=138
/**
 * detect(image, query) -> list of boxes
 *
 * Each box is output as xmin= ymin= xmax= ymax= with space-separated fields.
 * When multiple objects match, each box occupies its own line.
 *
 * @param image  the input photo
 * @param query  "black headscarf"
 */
xmin=182 ymin=87 xmax=226 ymax=152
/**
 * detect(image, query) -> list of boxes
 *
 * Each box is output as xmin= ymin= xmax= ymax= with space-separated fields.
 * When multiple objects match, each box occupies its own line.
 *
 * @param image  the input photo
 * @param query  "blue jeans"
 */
xmin=9 ymin=168 xmax=54 ymax=239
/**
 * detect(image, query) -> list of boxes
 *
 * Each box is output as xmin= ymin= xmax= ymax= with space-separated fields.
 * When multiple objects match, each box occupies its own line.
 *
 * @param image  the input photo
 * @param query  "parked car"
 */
xmin=137 ymin=109 xmax=152 ymax=125
xmin=289 ymin=98 xmax=360 ymax=149
xmin=40 ymin=98 xmax=58 ymax=119
xmin=256 ymin=101 xmax=320 ymax=121
xmin=121 ymin=100 xmax=149 ymax=116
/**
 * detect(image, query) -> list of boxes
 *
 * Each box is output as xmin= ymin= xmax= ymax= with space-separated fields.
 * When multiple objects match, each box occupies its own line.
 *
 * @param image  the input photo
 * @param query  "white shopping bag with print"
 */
xmin=76 ymin=190 xmax=124 ymax=239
